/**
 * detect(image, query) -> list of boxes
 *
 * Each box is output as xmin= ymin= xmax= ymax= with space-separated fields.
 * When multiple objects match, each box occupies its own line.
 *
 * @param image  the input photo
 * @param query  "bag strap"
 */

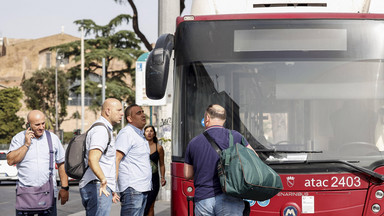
xmin=45 ymin=131 xmax=54 ymax=176
xmin=228 ymin=130 xmax=234 ymax=147
xmin=203 ymin=131 xmax=222 ymax=155
xmin=229 ymin=130 xmax=247 ymax=147
xmin=82 ymin=122 xmax=112 ymax=174
xmin=86 ymin=122 xmax=111 ymax=154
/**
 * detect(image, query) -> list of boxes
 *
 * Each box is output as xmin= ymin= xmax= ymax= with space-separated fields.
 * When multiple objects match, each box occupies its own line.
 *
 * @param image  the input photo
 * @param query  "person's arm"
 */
xmin=57 ymin=162 xmax=69 ymax=205
xmin=184 ymin=163 xmax=194 ymax=180
xmin=88 ymin=149 xmax=109 ymax=197
xmin=115 ymin=150 xmax=125 ymax=182
xmin=241 ymin=133 xmax=259 ymax=157
xmin=247 ymin=144 xmax=259 ymax=157
xmin=113 ymin=146 xmax=125 ymax=204
xmin=7 ymin=129 xmax=34 ymax=165
xmin=158 ymin=145 xmax=166 ymax=186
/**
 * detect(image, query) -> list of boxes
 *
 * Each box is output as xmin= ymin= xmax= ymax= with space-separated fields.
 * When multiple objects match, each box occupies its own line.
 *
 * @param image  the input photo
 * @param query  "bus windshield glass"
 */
xmin=172 ymin=18 xmax=384 ymax=169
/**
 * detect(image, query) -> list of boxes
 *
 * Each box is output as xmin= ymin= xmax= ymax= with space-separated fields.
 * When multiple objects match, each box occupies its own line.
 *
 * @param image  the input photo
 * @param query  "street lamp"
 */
xmin=55 ymin=51 xmax=65 ymax=134
xmin=97 ymin=83 xmax=107 ymax=104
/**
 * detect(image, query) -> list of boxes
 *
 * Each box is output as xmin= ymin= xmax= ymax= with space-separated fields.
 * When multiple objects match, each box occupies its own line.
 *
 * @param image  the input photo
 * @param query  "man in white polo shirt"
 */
xmin=7 ymin=110 xmax=69 ymax=216
xmin=116 ymin=104 xmax=152 ymax=215
xmin=79 ymin=98 xmax=124 ymax=216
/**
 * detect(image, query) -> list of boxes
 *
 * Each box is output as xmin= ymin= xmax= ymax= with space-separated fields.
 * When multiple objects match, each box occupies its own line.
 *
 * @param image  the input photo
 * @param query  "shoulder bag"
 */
xmin=203 ymin=130 xmax=283 ymax=201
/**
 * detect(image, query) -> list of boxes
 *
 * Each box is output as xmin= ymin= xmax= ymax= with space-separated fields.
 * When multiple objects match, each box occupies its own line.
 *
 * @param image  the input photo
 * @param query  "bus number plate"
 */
xmin=304 ymin=176 xmax=361 ymax=188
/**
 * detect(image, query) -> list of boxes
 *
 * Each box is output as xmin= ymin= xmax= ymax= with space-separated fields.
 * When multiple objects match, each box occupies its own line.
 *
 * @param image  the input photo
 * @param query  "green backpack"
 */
xmin=204 ymin=130 xmax=283 ymax=201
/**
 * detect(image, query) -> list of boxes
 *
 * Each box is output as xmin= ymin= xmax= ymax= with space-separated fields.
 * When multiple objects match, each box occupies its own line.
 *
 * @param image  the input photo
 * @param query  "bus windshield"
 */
xmin=172 ymin=18 xmax=384 ymax=169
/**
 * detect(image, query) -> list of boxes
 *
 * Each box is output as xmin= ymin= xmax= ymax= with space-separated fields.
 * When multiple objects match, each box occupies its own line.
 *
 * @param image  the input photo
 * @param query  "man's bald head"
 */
xmin=101 ymin=98 xmax=124 ymax=126
xmin=26 ymin=110 xmax=46 ymax=138
xmin=102 ymin=98 xmax=121 ymax=112
xmin=27 ymin=110 xmax=45 ymax=123
xmin=204 ymin=104 xmax=226 ymax=128
xmin=205 ymin=104 xmax=226 ymax=121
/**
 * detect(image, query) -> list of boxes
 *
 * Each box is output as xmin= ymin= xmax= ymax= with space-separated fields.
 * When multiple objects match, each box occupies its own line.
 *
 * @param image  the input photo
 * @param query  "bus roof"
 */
xmin=190 ymin=0 xmax=383 ymax=15
xmin=177 ymin=13 xmax=384 ymax=26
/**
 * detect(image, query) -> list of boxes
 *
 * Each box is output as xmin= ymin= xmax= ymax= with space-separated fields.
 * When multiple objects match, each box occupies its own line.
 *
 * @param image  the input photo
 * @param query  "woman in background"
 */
xmin=144 ymin=125 xmax=166 ymax=216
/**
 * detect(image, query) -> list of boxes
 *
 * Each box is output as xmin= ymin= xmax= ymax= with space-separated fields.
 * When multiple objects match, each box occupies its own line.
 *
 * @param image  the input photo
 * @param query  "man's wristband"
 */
xmin=24 ymin=144 xmax=30 ymax=149
xmin=61 ymin=186 xmax=69 ymax=191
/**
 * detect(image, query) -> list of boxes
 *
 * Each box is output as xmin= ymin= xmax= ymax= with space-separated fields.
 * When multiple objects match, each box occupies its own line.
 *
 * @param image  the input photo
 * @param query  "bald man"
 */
xmin=184 ymin=104 xmax=256 ymax=216
xmin=7 ymin=110 xmax=69 ymax=216
xmin=79 ymin=98 xmax=124 ymax=216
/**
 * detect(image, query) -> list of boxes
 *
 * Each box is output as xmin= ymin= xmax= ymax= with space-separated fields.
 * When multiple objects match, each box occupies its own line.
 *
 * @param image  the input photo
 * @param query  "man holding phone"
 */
xmin=7 ymin=110 xmax=69 ymax=216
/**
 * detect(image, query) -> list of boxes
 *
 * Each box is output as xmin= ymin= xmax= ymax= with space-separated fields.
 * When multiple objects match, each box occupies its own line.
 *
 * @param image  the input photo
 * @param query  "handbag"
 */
xmin=204 ymin=130 xmax=283 ymax=201
xmin=15 ymin=131 xmax=55 ymax=211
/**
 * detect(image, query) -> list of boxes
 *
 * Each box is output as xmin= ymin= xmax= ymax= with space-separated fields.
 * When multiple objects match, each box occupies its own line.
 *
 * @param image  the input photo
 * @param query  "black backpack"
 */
xmin=65 ymin=122 xmax=111 ymax=179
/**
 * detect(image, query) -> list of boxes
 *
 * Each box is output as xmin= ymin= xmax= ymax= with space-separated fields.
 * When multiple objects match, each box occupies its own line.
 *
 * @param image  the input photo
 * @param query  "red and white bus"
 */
xmin=146 ymin=4 xmax=384 ymax=216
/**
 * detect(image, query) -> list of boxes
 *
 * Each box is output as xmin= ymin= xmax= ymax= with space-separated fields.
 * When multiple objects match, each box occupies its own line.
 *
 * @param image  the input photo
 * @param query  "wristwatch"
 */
xmin=61 ymin=186 xmax=69 ymax=191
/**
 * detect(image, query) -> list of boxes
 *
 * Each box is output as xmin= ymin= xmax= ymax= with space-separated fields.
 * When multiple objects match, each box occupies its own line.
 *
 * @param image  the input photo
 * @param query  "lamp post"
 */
xmin=55 ymin=51 xmax=64 ymax=134
xmin=97 ymin=58 xmax=107 ymax=104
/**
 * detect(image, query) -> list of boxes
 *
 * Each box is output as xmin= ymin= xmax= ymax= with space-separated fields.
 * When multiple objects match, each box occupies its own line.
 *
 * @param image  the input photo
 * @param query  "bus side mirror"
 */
xmin=146 ymin=34 xmax=174 ymax=99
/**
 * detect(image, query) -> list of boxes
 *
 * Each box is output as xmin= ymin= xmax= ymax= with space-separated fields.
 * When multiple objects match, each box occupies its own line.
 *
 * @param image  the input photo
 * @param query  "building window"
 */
xmin=68 ymin=94 xmax=93 ymax=106
xmin=46 ymin=52 xmax=51 ymax=68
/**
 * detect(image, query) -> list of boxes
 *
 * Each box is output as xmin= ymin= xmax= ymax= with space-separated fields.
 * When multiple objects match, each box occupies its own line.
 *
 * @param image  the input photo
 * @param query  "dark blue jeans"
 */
xmin=120 ymin=187 xmax=148 ymax=216
xmin=16 ymin=198 xmax=57 ymax=216
xmin=79 ymin=181 xmax=113 ymax=216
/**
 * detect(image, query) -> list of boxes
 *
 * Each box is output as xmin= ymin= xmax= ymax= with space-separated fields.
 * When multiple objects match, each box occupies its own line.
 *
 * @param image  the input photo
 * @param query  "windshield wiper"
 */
xmin=256 ymin=149 xmax=322 ymax=153
xmin=267 ymin=159 xmax=384 ymax=182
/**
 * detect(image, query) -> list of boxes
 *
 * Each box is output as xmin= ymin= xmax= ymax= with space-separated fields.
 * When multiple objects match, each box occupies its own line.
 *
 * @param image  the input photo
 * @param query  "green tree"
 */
xmin=0 ymin=87 xmax=24 ymax=144
xmin=54 ymin=14 xmax=143 ymax=114
xmin=21 ymin=67 xmax=69 ymax=130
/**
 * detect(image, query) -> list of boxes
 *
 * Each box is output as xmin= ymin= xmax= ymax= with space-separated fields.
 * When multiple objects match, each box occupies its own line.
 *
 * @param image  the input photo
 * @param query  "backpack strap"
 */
xmin=86 ymin=122 xmax=111 ymax=154
xmin=45 ymin=131 xmax=54 ymax=176
xmin=203 ymin=131 xmax=222 ymax=155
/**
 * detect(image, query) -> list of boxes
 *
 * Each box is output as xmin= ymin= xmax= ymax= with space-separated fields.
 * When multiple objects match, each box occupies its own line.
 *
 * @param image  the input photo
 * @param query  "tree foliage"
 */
xmin=114 ymin=0 xmax=186 ymax=52
xmin=53 ymin=14 xmax=143 ymax=114
xmin=0 ymin=87 xmax=25 ymax=144
xmin=21 ymin=68 xmax=69 ymax=130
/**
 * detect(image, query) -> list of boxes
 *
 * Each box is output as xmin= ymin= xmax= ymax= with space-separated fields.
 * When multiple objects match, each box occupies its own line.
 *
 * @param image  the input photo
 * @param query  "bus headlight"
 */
xmin=372 ymin=204 xmax=381 ymax=213
xmin=375 ymin=190 xmax=384 ymax=199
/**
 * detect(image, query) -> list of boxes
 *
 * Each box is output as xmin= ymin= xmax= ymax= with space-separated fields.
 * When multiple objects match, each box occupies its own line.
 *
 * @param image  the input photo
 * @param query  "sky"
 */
xmin=0 ymin=0 xmax=192 ymax=47
xmin=3 ymin=0 xmax=384 ymax=47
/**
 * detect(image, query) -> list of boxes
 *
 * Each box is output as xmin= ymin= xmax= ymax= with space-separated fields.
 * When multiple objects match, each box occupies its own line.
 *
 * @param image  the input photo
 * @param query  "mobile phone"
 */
xmin=26 ymin=123 xmax=30 ymax=129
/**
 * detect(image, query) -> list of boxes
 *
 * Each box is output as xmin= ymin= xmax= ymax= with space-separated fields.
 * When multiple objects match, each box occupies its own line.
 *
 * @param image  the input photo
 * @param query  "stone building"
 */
xmin=0 ymin=33 xmax=78 ymax=87
xmin=0 ymin=32 xmax=130 ymax=134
